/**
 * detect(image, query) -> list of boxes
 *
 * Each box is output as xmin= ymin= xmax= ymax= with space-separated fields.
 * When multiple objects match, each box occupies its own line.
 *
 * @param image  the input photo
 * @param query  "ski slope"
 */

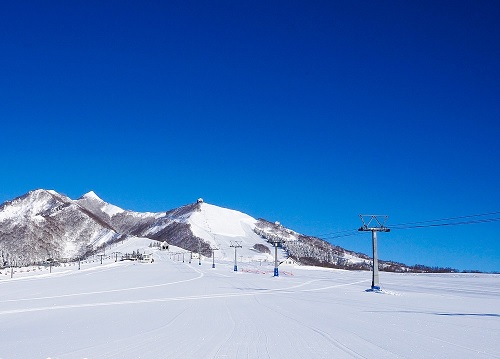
xmin=189 ymin=202 xmax=279 ymax=262
xmin=0 ymin=250 xmax=498 ymax=358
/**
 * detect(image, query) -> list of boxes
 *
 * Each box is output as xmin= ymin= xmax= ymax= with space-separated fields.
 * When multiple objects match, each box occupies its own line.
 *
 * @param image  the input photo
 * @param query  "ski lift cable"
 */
xmin=389 ymin=210 xmax=500 ymax=228
xmin=319 ymin=232 xmax=363 ymax=240
xmin=315 ymin=228 xmax=360 ymax=237
xmin=391 ymin=216 xmax=500 ymax=230
xmin=316 ymin=210 xmax=500 ymax=237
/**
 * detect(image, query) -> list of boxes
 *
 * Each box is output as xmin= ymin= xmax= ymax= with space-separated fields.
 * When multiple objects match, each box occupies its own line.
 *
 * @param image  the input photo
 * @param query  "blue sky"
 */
xmin=1 ymin=1 xmax=499 ymax=272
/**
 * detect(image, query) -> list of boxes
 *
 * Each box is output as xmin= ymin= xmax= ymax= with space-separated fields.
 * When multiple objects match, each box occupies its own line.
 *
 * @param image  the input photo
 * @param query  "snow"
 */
xmin=190 ymin=203 xmax=257 ymax=238
xmin=100 ymin=202 xmax=124 ymax=217
xmin=188 ymin=203 xmax=278 ymax=262
xmin=106 ymin=235 xmax=160 ymax=254
xmin=81 ymin=190 xmax=124 ymax=217
xmin=1 ymin=244 xmax=498 ymax=358
xmin=82 ymin=190 xmax=101 ymax=201
xmin=0 ymin=189 xmax=53 ymax=221
xmin=90 ymin=229 xmax=118 ymax=247
xmin=343 ymin=252 xmax=369 ymax=264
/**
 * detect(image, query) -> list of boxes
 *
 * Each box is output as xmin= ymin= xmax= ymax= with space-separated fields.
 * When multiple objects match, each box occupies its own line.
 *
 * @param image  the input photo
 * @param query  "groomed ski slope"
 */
xmin=0 ymin=251 xmax=498 ymax=358
xmin=188 ymin=202 xmax=278 ymax=262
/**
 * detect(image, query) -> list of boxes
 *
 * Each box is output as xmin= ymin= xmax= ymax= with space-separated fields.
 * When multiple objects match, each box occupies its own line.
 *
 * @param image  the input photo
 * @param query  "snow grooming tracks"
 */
xmin=2 ymin=257 xmax=499 ymax=358
xmin=0 ymin=261 xmax=205 ymax=304
xmin=298 ymin=279 xmax=369 ymax=293
xmin=253 ymin=295 xmax=371 ymax=358
xmin=218 ymin=296 xmax=273 ymax=359
xmin=0 ymin=276 xmax=363 ymax=316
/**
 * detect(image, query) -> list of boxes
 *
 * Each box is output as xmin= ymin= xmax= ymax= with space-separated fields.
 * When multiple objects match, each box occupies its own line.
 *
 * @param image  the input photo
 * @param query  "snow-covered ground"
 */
xmin=0 ymin=248 xmax=498 ymax=358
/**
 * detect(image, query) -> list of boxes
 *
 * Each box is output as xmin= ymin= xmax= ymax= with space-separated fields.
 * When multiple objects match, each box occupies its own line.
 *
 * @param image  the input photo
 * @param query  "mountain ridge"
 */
xmin=0 ymin=189 xmax=457 ymax=273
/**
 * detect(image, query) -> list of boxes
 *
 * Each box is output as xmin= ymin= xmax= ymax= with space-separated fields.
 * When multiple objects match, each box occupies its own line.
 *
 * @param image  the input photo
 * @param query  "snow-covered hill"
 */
xmin=188 ymin=202 xmax=274 ymax=261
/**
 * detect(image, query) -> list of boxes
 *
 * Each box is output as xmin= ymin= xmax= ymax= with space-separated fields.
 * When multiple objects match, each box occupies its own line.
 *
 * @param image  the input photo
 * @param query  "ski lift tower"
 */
xmin=269 ymin=239 xmax=286 ymax=277
xmin=210 ymin=247 xmax=219 ymax=268
xmin=230 ymin=241 xmax=242 ymax=271
xmin=358 ymin=215 xmax=390 ymax=291
xmin=198 ymin=238 xmax=202 ymax=266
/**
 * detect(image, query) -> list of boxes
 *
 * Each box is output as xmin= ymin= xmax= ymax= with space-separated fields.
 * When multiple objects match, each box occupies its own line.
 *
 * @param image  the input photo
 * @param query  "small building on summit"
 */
xmin=197 ymin=198 xmax=204 ymax=204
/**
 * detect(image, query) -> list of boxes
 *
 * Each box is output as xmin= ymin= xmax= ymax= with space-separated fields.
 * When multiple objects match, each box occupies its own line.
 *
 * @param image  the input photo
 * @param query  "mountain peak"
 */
xmin=81 ymin=191 xmax=103 ymax=201
xmin=77 ymin=191 xmax=124 ymax=218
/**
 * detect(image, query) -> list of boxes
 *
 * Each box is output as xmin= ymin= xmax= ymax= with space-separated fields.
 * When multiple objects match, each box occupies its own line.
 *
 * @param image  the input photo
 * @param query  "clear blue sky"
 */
xmin=1 ymin=1 xmax=499 ymax=272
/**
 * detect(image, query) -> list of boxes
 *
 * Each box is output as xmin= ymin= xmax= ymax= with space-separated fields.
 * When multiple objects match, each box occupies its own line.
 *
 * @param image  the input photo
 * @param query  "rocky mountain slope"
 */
xmin=0 ymin=190 xmax=121 ymax=265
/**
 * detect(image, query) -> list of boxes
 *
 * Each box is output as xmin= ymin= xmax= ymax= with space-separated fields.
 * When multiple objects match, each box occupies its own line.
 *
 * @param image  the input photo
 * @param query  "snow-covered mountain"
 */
xmin=0 ymin=190 xmax=121 ymax=265
xmin=0 ymin=189 xmax=423 ymax=272
xmin=0 ymin=190 xmax=281 ymax=266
